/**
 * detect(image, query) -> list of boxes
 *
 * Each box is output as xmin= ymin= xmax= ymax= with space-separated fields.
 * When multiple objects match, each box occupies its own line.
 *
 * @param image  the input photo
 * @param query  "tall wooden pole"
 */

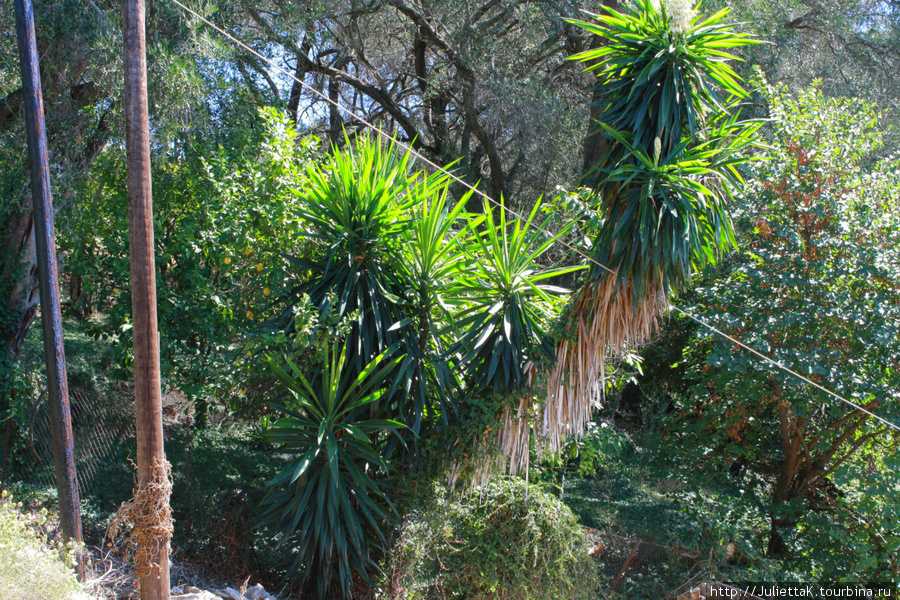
xmin=123 ymin=0 xmax=170 ymax=596
xmin=13 ymin=0 xmax=83 ymax=549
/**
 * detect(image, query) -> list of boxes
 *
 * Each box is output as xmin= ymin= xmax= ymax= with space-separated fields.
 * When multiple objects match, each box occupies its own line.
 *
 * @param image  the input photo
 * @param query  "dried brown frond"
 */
xmin=541 ymin=272 xmax=669 ymax=453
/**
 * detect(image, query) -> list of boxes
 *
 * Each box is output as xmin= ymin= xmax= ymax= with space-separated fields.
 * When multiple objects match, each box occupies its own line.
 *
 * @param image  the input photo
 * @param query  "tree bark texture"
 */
xmin=14 ymin=0 xmax=83 ymax=550
xmin=123 ymin=0 xmax=170 ymax=595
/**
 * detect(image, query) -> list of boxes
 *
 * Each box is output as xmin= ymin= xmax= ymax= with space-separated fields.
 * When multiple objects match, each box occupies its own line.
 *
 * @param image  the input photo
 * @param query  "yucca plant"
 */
xmin=446 ymin=199 xmax=583 ymax=477
xmin=544 ymin=0 xmax=762 ymax=450
xmin=395 ymin=187 xmax=475 ymax=426
xmin=576 ymin=0 xmax=758 ymax=166
xmin=450 ymin=199 xmax=580 ymax=395
xmin=279 ymin=137 xmax=449 ymax=448
xmin=260 ymin=344 xmax=405 ymax=599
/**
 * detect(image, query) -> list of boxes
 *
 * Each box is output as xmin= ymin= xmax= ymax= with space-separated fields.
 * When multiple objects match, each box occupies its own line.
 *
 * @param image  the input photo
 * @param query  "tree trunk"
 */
xmin=580 ymin=0 xmax=619 ymax=186
xmin=328 ymin=78 xmax=342 ymax=145
xmin=767 ymin=397 xmax=803 ymax=556
xmin=123 ymin=0 xmax=170 ymax=596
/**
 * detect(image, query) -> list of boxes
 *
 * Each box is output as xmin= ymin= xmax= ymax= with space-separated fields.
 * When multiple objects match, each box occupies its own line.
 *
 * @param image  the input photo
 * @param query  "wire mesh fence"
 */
xmin=29 ymin=386 xmax=133 ymax=493
xmin=9 ymin=384 xmax=134 ymax=494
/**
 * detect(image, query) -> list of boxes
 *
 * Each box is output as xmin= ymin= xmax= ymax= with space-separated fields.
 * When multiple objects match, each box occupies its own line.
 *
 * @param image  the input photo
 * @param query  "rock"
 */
xmin=172 ymin=587 xmax=184 ymax=595
xmin=224 ymin=587 xmax=244 ymax=600
xmin=172 ymin=593 xmax=220 ymax=600
xmin=245 ymin=583 xmax=277 ymax=600
xmin=184 ymin=587 xmax=203 ymax=594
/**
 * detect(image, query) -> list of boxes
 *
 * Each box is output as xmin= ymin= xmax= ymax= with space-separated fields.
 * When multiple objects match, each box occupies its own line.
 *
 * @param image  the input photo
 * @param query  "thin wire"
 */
xmin=672 ymin=307 xmax=899 ymax=433
xmin=168 ymin=0 xmax=900 ymax=434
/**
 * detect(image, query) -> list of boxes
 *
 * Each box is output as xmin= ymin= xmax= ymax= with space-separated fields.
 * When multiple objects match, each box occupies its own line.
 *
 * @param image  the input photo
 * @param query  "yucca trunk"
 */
xmin=542 ymin=272 xmax=669 ymax=453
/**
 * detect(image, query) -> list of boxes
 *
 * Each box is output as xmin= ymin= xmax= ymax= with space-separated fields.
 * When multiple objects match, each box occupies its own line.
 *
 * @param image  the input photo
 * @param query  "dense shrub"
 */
xmin=386 ymin=478 xmax=597 ymax=600
xmin=0 ymin=490 xmax=86 ymax=600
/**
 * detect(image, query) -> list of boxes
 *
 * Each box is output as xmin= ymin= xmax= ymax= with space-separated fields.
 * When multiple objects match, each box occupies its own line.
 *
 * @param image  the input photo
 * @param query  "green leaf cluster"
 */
xmin=261 ymin=344 xmax=405 ymax=598
xmin=386 ymin=478 xmax=597 ymax=600
xmin=278 ymin=136 xmax=580 ymax=435
xmin=264 ymin=135 xmax=580 ymax=596
xmin=570 ymin=0 xmax=763 ymax=297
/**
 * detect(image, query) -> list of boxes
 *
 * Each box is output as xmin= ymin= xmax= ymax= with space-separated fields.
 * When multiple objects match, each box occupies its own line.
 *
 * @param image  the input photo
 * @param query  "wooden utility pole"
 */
xmin=123 ymin=0 xmax=170 ymax=596
xmin=13 ymin=0 xmax=83 ymax=550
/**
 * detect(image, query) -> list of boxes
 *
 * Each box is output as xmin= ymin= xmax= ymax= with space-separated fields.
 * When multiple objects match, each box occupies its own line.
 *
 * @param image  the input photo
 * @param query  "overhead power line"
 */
xmin=166 ymin=0 xmax=900 ymax=435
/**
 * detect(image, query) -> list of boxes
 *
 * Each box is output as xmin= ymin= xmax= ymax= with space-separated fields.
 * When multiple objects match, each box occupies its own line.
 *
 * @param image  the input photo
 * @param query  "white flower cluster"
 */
xmin=665 ymin=0 xmax=696 ymax=36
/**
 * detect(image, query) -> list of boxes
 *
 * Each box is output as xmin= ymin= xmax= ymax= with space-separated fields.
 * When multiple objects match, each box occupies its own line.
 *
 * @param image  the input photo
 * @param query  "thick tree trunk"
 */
xmin=581 ymin=80 xmax=612 ymax=186
xmin=767 ymin=397 xmax=803 ymax=556
xmin=580 ymin=0 xmax=619 ymax=186
xmin=328 ymin=78 xmax=342 ymax=145
xmin=123 ymin=0 xmax=170 ymax=596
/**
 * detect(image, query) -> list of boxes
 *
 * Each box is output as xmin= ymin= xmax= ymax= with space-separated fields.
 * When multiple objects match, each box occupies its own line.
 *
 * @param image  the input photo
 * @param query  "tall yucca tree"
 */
xmin=543 ymin=0 xmax=762 ymax=450
xmin=279 ymin=138 xmax=472 ymax=457
xmin=447 ymin=199 xmax=582 ymax=480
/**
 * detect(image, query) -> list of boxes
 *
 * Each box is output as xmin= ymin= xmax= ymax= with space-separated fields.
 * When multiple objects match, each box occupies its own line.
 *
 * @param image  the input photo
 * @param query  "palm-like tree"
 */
xmin=448 ymin=199 xmax=582 ymax=479
xmin=262 ymin=344 xmax=405 ymax=599
xmin=543 ymin=0 xmax=762 ymax=450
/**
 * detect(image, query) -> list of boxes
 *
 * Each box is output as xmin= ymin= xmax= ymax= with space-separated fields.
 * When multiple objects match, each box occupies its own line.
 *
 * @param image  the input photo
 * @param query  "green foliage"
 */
xmin=278 ymin=137 xmax=577 ymax=468
xmin=671 ymin=80 xmax=900 ymax=576
xmin=559 ymin=421 xmax=629 ymax=479
xmin=558 ymin=431 xmax=797 ymax=599
xmin=59 ymin=107 xmax=315 ymax=418
xmin=386 ymin=478 xmax=597 ymax=600
xmin=569 ymin=0 xmax=762 ymax=295
xmin=261 ymin=342 xmax=406 ymax=599
xmin=449 ymin=199 xmax=582 ymax=395
xmin=0 ymin=491 xmax=85 ymax=600
xmin=164 ymin=424 xmax=288 ymax=578
xmin=570 ymin=0 xmax=758 ymax=154
xmin=279 ymin=137 xmax=453 ymax=438
xmin=596 ymin=117 xmax=757 ymax=295
xmin=396 ymin=189 xmax=472 ymax=413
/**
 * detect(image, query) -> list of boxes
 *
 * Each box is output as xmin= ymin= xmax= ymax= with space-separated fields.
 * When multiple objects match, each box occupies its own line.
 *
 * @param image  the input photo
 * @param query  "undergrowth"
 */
xmin=385 ymin=478 xmax=597 ymax=600
xmin=0 ymin=490 xmax=87 ymax=600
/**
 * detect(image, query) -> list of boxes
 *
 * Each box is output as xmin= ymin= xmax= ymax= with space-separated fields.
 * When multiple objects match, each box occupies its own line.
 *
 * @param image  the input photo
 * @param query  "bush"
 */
xmin=386 ymin=478 xmax=597 ymax=600
xmin=0 ymin=490 xmax=87 ymax=600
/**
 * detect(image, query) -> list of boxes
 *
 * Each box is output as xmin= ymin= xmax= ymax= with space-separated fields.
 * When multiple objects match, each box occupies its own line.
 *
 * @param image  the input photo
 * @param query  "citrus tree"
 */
xmin=60 ymin=107 xmax=313 ymax=420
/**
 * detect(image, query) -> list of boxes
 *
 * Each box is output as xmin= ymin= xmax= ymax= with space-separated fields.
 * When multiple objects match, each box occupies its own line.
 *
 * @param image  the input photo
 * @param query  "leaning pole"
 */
xmin=123 ymin=0 xmax=171 ymax=596
xmin=13 ymin=0 xmax=83 ymax=551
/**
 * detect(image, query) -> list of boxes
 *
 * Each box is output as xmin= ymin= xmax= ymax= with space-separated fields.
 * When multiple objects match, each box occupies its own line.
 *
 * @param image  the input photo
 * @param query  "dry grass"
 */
xmin=0 ymin=490 xmax=87 ymax=600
